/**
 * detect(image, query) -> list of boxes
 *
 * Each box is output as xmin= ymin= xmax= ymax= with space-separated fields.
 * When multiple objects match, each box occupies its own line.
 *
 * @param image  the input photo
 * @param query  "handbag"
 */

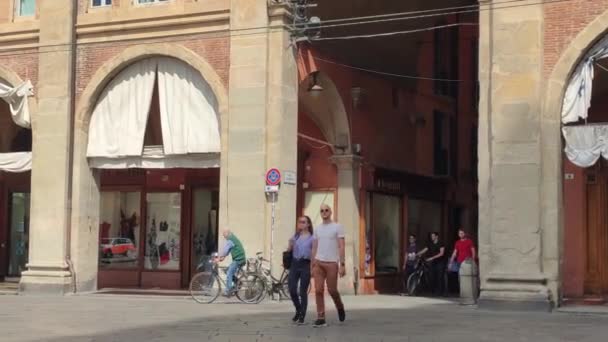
xmin=283 ymin=250 xmax=293 ymax=270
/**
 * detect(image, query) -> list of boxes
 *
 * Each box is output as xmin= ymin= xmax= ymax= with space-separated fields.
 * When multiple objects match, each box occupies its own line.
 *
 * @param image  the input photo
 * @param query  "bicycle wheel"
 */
xmin=189 ymin=272 xmax=221 ymax=304
xmin=236 ymin=274 xmax=266 ymax=304
xmin=407 ymin=272 xmax=422 ymax=296
xmin=280 ymin=277 xmax=291 ymax=301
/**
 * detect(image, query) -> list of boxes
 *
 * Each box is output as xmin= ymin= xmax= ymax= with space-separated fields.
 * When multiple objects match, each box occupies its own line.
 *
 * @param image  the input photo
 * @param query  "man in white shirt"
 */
xmin=311 ymin=204 xmax=346 ymax=327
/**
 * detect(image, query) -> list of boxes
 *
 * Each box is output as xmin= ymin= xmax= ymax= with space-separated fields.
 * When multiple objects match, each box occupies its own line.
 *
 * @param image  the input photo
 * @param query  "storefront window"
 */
xmin=192 ymin=189 xmax=218 ymax=273
xmin=372 ymin=194 xmax=401 ymax=274
xmin=364 ymin=196 xmax=372 ymax=276
xmin=99 ymin=192 xmax=141 ymax=269
xmin=408 ymin=199 xmax=442 ymax=244
xmin=303 ymin=191 xmax=335 ymax=227
xmin=145 ymin=193 xmax=181 ymax=270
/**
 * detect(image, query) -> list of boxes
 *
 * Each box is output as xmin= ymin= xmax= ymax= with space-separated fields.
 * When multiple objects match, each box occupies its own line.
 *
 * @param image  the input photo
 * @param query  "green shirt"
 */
xmin=227 ymin=234 xmax=246 ymax=262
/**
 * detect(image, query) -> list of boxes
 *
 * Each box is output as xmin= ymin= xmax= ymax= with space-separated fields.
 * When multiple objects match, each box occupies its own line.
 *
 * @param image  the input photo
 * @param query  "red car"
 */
xmin=100 ymin=238 xmax=136 ymax=258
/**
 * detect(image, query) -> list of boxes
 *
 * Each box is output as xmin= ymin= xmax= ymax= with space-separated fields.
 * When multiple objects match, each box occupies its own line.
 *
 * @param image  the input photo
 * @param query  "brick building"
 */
xmin=0 ymin=0 xmax=482 ymax=299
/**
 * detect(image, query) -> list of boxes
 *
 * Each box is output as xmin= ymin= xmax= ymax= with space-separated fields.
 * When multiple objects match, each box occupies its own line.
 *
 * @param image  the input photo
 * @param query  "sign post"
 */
xmin=265 ymin=168 xmax=281 ymax=277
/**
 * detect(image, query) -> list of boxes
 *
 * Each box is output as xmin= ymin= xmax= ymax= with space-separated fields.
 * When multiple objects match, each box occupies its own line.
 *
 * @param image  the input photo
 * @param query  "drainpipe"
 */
xmin=64 ymin=0 xmax=78 ymax=294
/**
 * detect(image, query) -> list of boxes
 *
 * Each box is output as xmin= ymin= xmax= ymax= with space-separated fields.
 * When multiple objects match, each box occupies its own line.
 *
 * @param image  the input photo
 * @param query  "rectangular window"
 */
xmin=16 ymin=0 xmax=36 ymax=16
xmin=434 ymin=111 xmax=449 ymax=176
xmin=371 ymin=193 xmax=401 ymax=274
xmin=303 ymin=191 xmax=335 ymax=228
xmin=99 ymin=192 xmax=141 ymax=269
xmin=145 ymin=193 xmax=181 ymax=270
xmin=92 ymin=0 xmax=112 ymax=6
xmin=191 ymin=189 xmax=218 ymax=275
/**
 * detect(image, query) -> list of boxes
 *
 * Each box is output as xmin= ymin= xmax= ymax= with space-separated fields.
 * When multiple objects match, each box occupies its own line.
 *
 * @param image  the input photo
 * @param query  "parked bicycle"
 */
xmin=189 ymin=252 xmax=264 ymax=304
xmin=244 ymin=252 xmax=312 ymax=303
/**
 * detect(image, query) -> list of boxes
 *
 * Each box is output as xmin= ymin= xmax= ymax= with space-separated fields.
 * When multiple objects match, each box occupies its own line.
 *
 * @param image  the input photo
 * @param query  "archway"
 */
xmin=543 ymin=9 xmax=608 ymax=303
xmin=72 ymin=46 xmax=227 ymax=291
xmin=297 ymin=71 xmax=360 ymax=294
xmin=0 ymin=76 xmax=33 ymax=283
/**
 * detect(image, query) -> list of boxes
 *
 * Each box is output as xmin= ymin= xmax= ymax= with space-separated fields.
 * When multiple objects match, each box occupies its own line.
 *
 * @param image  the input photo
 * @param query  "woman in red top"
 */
xmin=448 ymin=229 xmax=476 ymax=272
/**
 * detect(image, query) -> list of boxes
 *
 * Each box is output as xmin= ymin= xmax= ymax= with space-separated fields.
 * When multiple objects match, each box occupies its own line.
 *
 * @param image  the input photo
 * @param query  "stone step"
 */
xmin=0 ymin=282 xmax=19 ymax=295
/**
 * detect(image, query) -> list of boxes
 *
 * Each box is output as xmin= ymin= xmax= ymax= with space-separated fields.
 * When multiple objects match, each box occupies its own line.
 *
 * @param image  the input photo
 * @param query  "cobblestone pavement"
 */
xmin=0 ymin=294 xmax=607 ymax=342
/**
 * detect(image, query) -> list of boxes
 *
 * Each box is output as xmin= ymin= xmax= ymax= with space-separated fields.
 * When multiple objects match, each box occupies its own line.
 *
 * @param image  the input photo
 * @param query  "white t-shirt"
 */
xmin=314 ymin=222 xmax=345 ymax=263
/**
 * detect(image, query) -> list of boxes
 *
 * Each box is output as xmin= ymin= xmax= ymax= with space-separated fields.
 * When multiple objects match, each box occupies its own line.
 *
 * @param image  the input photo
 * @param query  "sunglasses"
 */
xmin=320 ymin=209 xmax=330 ymax=213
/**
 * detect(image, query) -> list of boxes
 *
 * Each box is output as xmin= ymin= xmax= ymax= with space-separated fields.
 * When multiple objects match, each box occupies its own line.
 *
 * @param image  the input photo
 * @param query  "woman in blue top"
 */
xmin=287 ymin=215 xmax=315 ymax=324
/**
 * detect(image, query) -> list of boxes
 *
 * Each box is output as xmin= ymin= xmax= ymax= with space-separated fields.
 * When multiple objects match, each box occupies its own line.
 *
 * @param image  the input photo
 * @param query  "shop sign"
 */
xmin=375 ymin=178 xmax=402 ymax=193
xmin=283 ymin=171 xmax=297 ymax=185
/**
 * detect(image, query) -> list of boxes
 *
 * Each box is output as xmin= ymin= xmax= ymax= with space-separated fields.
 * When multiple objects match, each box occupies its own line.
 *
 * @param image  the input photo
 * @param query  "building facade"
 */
xmin=0 ymin=0 xmax=482 ymax=298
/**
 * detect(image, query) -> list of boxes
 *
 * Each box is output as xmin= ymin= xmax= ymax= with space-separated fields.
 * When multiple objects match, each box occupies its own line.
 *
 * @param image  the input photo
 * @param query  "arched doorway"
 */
xmin=0 ymin=79 xmax=33 ymax=282
xmin=87 ymin=57 xmax=222 ymax=289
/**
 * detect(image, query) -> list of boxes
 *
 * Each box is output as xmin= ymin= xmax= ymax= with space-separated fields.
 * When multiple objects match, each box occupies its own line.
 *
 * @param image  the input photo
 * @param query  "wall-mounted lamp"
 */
xmin=351 ymin=87 xmax=365 ymax=109
xmin=308 ymin=71 xmax=324 ymax=92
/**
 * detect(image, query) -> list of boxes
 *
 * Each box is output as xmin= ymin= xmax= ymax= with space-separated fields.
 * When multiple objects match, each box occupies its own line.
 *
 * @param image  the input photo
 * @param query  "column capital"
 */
xmin=329 ymin=154 xmax=363 ymax=170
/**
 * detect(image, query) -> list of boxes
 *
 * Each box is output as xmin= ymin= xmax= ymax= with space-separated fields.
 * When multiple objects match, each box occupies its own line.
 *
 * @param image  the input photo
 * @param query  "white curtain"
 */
xmin=0 ymin=152 xmax=32 ymax=172
xmin=88 ymin=146 xmax=220 ymax=169
xmin=157 ymin=57 xmax=220 ymax=155
xmin=86 ymin=59 xmax=157 ymax=157
xmin=562 ymin=125 xmax=608 ymax=167
xmin=562 ymin=35 xmax=608 ymax=124
xmin=0 ymin=80 xmax=33 ymax=128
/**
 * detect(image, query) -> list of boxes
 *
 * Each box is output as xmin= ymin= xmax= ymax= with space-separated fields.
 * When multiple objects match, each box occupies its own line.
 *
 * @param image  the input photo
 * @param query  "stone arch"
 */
xmin=76 ymin=43 xmax=228 ymax=133
xmin=298 ymin=71 xmax=351 ymax=153
xmin=540 ymin=9 xmax=608 ymax=301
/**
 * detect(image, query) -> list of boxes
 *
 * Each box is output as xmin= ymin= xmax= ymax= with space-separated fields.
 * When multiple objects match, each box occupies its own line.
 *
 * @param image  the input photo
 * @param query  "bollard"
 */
xmin=458 ymin=259 xmax=478 ymax=305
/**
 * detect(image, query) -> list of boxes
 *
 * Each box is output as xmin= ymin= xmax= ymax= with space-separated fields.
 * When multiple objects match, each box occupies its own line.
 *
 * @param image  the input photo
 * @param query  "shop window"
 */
xmin=16 ymin=0 xmax=35 ymax=16
xmin=145 ymin=192 xmax=181 ymax=270
xmin=303 ymin=191 xmax=334 ymax=228
xmin=408 ymin=198 xmax=442 ymax=245
xmin=371 ymin=194 xmax=401 ymax=274
xmin=434 ymin=111 xmax=449 ymax=176
xmin=92 ymin=0 xmax=111 ymax=7
xmin=99 ymin=192 xmax=141 ymax=269
xmin=191 ymin=189 xmax=218 ymax=272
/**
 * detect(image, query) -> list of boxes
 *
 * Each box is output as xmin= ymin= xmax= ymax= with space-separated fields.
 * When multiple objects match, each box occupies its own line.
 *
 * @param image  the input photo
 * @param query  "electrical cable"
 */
xmin=312 ymin=23 xmax=477 ymax=41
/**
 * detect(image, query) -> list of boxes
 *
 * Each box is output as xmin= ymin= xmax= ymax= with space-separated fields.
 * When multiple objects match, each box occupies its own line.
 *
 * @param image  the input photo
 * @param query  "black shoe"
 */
xmin=313 ymin=319 xmax=327 ymax=328
xmin=338 ymin=308 xmax=346 ymax=322
xmin=297 ymin=315 xmax=305 ymax=325
xmin=292 ymin=312 xmax=300 ymax=323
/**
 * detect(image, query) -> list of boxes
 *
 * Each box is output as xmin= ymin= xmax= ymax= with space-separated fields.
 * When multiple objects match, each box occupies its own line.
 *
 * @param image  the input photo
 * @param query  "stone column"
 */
xmin=477 ymin=0 xmax=551 ymax=310
xmin=224 ymin=1 xmax=298 ymax=275
xmin=20 ymin=0 xmax=76 ymax=294
xmin=330 ymin=154 xmax=361 ymax=294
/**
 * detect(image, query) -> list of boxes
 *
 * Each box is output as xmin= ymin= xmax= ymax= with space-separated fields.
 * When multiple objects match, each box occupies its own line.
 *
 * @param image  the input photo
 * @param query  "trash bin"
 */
xmin=458 ymin=259 xmax=478 ymax=305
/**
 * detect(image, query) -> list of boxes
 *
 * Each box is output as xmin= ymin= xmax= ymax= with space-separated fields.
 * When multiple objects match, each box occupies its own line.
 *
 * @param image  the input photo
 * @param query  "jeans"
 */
xmin=430 ymin=261 xmax=446 ymax=296
xmin=313 ymin=261 xmax=344 ymax=319
xmin=288 ymin=259 xmax=311 ymax=318
xmin=225 ymin=260 xmax=243 ymax=294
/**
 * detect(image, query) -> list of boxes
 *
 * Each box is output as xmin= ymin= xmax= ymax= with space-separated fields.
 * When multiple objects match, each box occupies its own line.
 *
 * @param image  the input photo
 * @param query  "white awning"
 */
xmin=86 ymin=57 xmax=220 ymax=168
xmin=0 ymin=152 xmax=32 ymax=172
xmin=562 ymin=125 xmax=608 ymax=167
xmin=88 ymin=146 xmax=219 ymax=169
xmin=0 ymin=80 xmax=34 ymax=128
xmin=562 ymin=35 xmax=608 ymax=124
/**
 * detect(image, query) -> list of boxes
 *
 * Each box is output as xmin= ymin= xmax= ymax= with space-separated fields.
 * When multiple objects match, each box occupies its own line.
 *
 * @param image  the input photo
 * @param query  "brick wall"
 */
xmin=544 ymin=0 xmax=608 ymax=77
xmin=0 ymin=49 xmax=39 ymax=89
xmin=75 ymin=35 xmax=229 ymax=103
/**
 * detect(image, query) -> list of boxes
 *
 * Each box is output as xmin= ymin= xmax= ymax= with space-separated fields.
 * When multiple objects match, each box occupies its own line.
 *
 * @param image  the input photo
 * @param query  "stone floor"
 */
xmin=0 ymin=294 xmax=607 ymax=342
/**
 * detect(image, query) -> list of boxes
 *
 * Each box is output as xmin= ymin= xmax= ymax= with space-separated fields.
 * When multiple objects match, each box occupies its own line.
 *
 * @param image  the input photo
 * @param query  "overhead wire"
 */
xmin=0 ymin=0 xmax=572 ymax=59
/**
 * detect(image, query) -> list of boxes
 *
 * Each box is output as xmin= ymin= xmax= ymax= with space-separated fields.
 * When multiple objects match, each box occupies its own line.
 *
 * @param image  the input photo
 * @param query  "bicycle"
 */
xmin=189 ymin=253 xmax=264 ymax=304
xmin=406 ymin=257 xmax=431 ymax=296
xmin=245 ymin=252 xmax=312 ymax=303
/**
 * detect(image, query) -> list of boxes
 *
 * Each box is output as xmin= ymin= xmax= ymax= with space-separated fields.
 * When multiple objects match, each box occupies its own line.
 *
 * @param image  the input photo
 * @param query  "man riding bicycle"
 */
xmin=215 ymin=229 xmax=246 ymax=297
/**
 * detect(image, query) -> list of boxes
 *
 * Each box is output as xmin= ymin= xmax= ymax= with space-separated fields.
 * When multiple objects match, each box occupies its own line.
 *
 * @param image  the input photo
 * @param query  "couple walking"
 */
xmin=286 ymin=204 xmax=346 ymax=327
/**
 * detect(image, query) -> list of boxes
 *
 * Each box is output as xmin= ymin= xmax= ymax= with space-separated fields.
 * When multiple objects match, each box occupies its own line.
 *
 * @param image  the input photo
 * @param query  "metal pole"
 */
xmin=270 ymin=192 xmax=276 ymax=276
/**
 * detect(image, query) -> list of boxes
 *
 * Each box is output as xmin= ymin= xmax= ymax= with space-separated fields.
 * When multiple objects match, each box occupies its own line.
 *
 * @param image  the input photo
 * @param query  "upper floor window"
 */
xmin=16 ymin=0 xmax=35 ymax=17
xmin=137 ymin=0 xmax=169 ymax=4
xmin=92 ymin=0 xmax=112 ymax=7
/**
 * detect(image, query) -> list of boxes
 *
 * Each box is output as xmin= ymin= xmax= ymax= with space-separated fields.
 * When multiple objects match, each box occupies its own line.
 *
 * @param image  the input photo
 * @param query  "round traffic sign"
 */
xmin=266 ymin=168 xmax=281 ymax=186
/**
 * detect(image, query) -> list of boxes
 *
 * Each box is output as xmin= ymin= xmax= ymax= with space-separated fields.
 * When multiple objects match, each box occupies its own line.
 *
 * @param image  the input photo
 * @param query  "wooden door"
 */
xmin=0 ymin=180 xmax=6 ymax=278
xmin=585 ymin=164 xmax=608 ymax=296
